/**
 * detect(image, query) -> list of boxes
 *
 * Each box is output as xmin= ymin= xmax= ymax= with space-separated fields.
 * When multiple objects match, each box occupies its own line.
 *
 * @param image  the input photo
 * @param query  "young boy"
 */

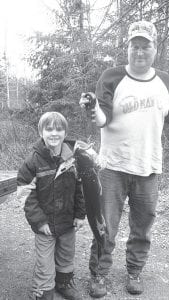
xmin=17 ymin=112 xmax=85 ymax=300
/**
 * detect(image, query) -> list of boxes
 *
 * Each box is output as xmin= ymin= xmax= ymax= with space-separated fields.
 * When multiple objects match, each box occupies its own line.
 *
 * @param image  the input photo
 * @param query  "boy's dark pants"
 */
xmin=89 ymin=169 xmax=158 ymax=276
xmin=32 ymin=227 xmax=75 ymax=294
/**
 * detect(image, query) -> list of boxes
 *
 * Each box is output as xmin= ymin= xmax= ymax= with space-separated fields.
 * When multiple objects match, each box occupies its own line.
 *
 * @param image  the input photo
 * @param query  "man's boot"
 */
xmin=89 ymin=274 xmax=107 ymax=298
xmin=55 ymin=271 xmax=83 ymax=300
xmin=126 ymin=274 xmax=143 ymax=295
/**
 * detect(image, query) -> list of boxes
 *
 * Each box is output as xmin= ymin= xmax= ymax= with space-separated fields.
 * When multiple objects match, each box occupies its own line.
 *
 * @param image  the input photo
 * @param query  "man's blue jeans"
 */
xmin=89 ymin=169 xmax=158 ymax=276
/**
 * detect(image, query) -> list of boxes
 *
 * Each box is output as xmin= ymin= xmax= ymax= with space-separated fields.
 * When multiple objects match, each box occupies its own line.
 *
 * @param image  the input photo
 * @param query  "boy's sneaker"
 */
xmin=89 ymin=274 xmax=107 ymax=298
xmin=126 ymin=274 xmax=143 ymax=295
xmin=55 ymin=277 xmax=83 ymax=300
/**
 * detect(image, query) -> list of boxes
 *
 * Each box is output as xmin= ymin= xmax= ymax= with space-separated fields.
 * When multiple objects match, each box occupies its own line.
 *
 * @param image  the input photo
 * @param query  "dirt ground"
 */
xmin=0 ymin=190 xmax=169 ymax=300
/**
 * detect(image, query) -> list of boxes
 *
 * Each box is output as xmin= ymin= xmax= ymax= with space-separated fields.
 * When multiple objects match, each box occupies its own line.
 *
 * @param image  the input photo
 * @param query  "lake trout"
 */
xmin=74 ymin=140 xmax=106 ymax=246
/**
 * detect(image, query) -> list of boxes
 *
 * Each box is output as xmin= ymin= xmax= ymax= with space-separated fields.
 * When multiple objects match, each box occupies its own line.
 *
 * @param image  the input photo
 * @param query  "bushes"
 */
xmin=0 ymin=116 xmax=38 ymax=169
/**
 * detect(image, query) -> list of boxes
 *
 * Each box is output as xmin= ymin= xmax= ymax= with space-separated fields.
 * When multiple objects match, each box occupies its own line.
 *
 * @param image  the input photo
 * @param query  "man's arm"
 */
xmin=165 ymin=113 xmax=169 ymax=124
xmin=93 ymin=98 xmax=107 ymax=127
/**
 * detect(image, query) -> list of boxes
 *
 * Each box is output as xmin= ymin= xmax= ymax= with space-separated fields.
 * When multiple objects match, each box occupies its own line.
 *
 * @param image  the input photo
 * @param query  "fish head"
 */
xmin=73 ymin=141 xmax=97 ymax=171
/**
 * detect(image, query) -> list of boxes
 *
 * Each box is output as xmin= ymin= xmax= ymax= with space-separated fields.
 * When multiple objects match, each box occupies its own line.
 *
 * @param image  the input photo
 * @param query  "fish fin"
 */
xmin=97 ymin=174 xmax=102 ymax=195
xmin=96 ymin=216 xmax=106 ymax=236
xmin=99 ymin=180 xmax=102 ymax=195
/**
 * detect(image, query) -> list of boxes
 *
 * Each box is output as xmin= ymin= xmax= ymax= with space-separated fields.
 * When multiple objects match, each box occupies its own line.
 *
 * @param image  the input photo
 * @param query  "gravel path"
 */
xmin=0 ymin=191 xmax=169 ymax=300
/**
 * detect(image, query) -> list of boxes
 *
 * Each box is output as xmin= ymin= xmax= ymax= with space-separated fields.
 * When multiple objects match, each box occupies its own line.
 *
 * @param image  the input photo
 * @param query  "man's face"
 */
xmin=42 ymin=124 xmax=66 ymax=151
xmin=128 ymin=37 xmax=157 ymax=74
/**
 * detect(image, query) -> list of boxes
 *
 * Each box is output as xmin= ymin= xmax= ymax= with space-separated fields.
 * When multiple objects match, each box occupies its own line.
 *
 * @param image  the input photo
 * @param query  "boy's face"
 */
xmin=41 ymin=124 xmax=66 ymax=151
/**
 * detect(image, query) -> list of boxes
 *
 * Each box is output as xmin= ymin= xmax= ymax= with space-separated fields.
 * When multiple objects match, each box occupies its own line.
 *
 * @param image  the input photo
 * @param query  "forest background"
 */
xmin=0 ymin=0 xmax=169 ymax=190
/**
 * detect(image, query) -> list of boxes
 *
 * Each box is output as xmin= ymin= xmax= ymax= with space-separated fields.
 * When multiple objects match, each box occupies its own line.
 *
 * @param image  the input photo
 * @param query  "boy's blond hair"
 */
xmin=38 ymin=111 xmax=68 ymax=136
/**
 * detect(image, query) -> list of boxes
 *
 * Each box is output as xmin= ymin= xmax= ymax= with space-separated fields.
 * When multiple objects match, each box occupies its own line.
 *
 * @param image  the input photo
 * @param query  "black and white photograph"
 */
xmin=0 ymin=1 xmax=169 ymax=299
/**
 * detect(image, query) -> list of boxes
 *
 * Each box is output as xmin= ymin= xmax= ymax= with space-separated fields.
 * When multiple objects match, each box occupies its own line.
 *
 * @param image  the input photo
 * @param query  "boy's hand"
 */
xmin=39 ymin=223 xmax=52 ymax=235
xmin=33 ymin=290 xmax=44 ymax=298
xmin=73 ymin=218 xmax=84 ymax=232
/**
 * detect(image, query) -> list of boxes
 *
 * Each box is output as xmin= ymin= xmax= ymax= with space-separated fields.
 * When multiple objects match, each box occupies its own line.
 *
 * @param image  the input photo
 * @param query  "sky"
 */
xmin=0 ymin=0 xmax=56 ymax=77
xmin=0 ymin=0 xmax=111 ymax=78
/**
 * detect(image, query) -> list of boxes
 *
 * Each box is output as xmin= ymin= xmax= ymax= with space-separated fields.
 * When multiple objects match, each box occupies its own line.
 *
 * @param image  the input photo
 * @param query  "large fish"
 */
xmin=74 ymin=140 xmax=106 ymax=246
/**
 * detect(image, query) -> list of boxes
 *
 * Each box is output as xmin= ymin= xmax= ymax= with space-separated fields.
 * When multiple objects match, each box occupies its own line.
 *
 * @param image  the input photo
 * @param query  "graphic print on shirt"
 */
xmin=119 ymin=94 xmax=164 ymax=114
xmin=113 ymin=75 xmax=169 ymax=117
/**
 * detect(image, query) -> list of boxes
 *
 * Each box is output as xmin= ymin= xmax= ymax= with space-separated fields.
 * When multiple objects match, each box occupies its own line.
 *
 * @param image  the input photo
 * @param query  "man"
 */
xmin=80 ymin=20 xmax=169 ymax=297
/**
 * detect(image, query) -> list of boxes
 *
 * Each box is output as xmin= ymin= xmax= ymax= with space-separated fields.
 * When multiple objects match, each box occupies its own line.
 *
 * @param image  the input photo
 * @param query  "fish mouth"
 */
xmin=74 ymin=140 xmax=97 ymax=159
xmin=74 ymin=140 xmax=107 ymax=170
xmin=74 ymin=140 xmax=93 ymax=151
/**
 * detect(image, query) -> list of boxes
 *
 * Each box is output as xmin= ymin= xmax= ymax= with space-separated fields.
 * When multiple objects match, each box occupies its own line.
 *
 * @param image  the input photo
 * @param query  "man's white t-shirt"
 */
xmin=96 ymin=66 xmax=169 ymax=176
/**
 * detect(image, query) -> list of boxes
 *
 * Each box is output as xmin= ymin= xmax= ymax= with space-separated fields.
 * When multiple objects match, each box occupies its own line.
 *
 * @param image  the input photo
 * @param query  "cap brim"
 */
xmin=128 ymin=33 xmax=153 ymax=42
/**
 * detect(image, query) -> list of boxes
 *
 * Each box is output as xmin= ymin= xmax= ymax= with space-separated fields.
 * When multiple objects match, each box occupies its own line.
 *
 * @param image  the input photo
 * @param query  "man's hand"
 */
xmin=79 ymin=92 xmax=96 ymax=109
xmin=39 ymin=223 xmax=52 ymax=235
xmin=73 ymin=218 xmax=84 ymax=232
xmin=79 ymin=92 xmax=99 ymax=122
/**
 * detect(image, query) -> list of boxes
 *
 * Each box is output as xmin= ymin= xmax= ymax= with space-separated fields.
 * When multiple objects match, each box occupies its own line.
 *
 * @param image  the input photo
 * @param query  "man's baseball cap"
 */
xmin=128 ymin=20 xmax=157 ymax=42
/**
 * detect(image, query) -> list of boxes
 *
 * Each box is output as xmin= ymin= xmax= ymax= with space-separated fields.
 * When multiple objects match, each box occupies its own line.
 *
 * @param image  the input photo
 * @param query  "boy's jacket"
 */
xmin=17 ymin=138 xmax=85 ymax=236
